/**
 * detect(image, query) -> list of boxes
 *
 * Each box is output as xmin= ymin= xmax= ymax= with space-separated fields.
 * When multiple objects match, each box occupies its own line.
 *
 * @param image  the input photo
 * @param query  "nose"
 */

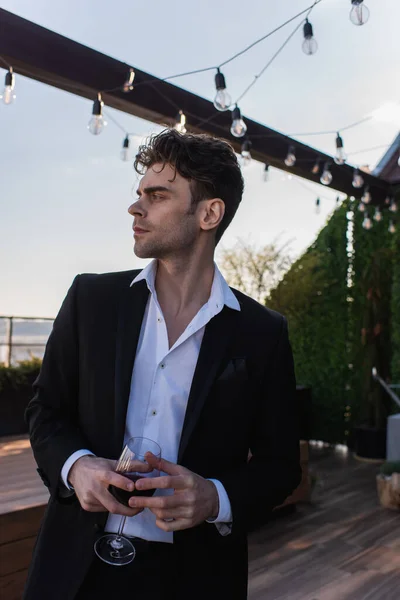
xmin=128 ymin=199 xmax=145 ymax=217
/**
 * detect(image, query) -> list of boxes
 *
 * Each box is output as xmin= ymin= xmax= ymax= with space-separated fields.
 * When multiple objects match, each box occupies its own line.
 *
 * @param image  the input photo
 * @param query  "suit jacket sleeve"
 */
xmin=25 ymin=275 xmax=90 ymax=499
xmin=218 ymin=316 xmax=301 ymax=535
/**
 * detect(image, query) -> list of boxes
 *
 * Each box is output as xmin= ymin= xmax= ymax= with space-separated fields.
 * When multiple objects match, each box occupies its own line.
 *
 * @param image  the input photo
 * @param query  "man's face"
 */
xmin=128 ymin=163 xmax=200 ymax=260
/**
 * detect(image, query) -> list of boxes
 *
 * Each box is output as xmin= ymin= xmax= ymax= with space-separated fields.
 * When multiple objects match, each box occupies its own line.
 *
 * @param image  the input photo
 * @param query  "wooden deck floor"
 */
xmin=248 ymin=448 xmax=400 ymax=600
xmin=0 ymin=437 xmax=399 ymax=599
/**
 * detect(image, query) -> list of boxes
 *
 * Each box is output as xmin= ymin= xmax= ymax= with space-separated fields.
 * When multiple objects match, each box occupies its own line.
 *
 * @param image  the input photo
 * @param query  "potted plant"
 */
xmin=377 ymin=461 xmax=400 ymax=510
xmin=353 ymin=249 xmax=393 ymax=460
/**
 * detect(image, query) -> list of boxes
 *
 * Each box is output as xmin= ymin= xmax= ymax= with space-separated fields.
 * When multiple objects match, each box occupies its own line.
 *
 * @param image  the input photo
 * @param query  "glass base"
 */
xmin=94 ymin=534 xmax=136 ymax=566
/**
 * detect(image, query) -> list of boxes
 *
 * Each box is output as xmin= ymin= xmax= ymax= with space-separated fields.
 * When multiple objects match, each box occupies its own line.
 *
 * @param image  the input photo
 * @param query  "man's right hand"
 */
xmin=68 ymin=456 xmax=143 ymax=517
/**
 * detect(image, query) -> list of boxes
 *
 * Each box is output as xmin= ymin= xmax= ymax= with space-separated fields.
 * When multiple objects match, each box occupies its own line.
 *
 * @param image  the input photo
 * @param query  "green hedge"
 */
xmin=267 ymin=194 xmax=399 ymax=443
xmin=267 ymin=200 xmax=350 ymax=443
xmin=390 ymin=193 xmax=400 ymax=383
xmin=349 ymin=200 xmax=394 ymax=429
xmin=0 ymin=357 xmax=42 ymax=393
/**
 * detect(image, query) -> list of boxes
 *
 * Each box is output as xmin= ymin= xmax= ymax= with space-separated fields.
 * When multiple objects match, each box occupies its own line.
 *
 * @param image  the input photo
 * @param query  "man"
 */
xmin=24 ymin=129 xmax=301 ymax=600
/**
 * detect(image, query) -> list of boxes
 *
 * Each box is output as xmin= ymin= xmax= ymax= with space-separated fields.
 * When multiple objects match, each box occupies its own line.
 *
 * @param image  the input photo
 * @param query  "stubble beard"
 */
xmin=133 ymin=218 xmax=198 ymax=260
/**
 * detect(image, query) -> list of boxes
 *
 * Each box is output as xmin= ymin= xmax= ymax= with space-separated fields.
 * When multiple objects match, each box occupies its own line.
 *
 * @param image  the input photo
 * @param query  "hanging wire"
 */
xmin=235 ymin=0 xmax=319 ymax=105
xmin=133 ymin=0 xmax=324 ymax=88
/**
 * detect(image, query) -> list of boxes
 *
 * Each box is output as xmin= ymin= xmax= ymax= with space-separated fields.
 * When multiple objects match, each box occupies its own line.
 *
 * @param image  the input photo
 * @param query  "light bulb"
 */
xmin=334 ymin=133 xmax=347 ymax=165
xmin=175 ymin=110 xmax=187 ymax=134
xmin=362 ymin=213 xmax=373 ymax=230
xmin=88 ymin=93 xmax=106 ymax=135
xmin=352 ymin=168 xmax=364 ymax=188
xmin=361 ymin=185 xmax=371 ymax=204
xmin=122 ymin=68 xmax=135 ymax=93
xmin=389 ymin=198 xmax=398 ymax=213
xmin=373 ymin=207 xmax=383 ymax=222
xmin=389 ymin=220 xmax=396 ymax=234
xmin=384 ymin=196 xmax=391 ymax=206
xmin=230 ymin=106 xmax=247 ymax=138
xmin=121 ymin=135 xmax=130 ymax=161
xmin=1 ymin=69 xmax=16 ymax=105
xmin=284 ymin=146 xmax=296 ymax=167
xmin=350 ymin=0 xmax=370 ymax=26
xmin=302 ymin=20 xmax=318 ymax=55
xmin=263 ymin=163 xmax=270 ymax=182
xmin=358 ymin=201 xmax=366 ymax=212
xmin=320 ymin=162 xmax=333 ymax=185
xmin=214 ymin=69 xmax=232 ymax=111
xmin=311 ymin=158 xmax=320 ymax=175
xmin=240 ymin=139 xmax=252 ymax=167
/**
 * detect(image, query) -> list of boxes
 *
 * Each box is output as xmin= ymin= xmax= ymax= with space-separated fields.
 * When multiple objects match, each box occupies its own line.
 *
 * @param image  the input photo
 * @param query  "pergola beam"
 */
xmin=0 ymin=8 xmax=393 ymax=205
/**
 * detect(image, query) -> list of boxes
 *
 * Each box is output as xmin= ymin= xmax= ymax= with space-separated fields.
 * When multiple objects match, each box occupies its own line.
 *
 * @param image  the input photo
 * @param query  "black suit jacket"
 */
xmin=24 ymin=269 xmax=301 ymax=600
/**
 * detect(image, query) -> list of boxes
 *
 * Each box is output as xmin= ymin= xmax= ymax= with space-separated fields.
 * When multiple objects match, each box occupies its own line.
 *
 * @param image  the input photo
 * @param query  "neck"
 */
xmin=154 ymin=246 xmax=215 ymax=316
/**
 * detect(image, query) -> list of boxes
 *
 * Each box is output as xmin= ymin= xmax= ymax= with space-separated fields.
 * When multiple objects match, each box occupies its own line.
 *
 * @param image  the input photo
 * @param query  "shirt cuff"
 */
xmin=61 ymin=449 xmax=95 ymax=490
xmin=206 ymin=478 xmax=232 ymax=523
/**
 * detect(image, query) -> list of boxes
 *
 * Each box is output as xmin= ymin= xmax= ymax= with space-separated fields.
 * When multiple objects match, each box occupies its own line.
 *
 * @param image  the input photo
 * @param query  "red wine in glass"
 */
xmin=109 ymin=473 xmax=156 ymax=506
xmin=94 ymin=436 xmax=161 ymax=566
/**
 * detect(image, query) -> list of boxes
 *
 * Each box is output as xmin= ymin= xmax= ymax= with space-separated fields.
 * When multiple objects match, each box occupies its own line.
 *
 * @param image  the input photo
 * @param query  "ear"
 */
xmin=200 ymin=198 xmax=225 ymax=233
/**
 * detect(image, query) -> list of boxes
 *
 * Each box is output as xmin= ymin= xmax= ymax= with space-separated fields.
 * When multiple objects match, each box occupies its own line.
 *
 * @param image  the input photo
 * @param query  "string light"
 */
xmin=350 ymin=0 xmax=370 ymax=26
xmin=389 ymin=220 xmax=396 ymax=234
xmin=175 ymin=110 xmax=187 ymax=133
xmin=334 ymin=133 xmax=347 ymax=165
xmin=121 ymin=135 xmax=130 ymax=161
xmin=311 ymin=158 xmax=321 ymax=175
xmin=122 ymin=68 xmax=135 ymax=93
xmin=241 ymin=139 xmax=252 ymax=166
xmin=263 ymin=163 xmax=270 ymax=182
xmin=358 ymin=201 xmax=366 ymax=212
xmin=88 ymin=93 xmax=106 ymax=135
xmin=302 ymin=19 xmax=318 ymax=55
xmin=362 ymin=211 xmax=373 ymax=230
xmin=214 ymin=69 xmax=232 ymax=112
xmin=320 ymin=162 xmax=333 ymax=185
xmin=230 ymin=105 xmax=247 ymax=137
xmin=361 ymin=185 xmax=371 ymax=204
xmin=389 ymin=197 xmax=398 ymax=213
xmin=1 ymin=67 xmax=16 ymax=105
xmin=284 ymin=145 xmax=296 ymax=167
xmin=352 ymin=168 xmax=364 ymax=188
xmin=373 ymin=207 xmax=383 ymax=222
xmin=384 ymin=196 xmax=392 ymax=206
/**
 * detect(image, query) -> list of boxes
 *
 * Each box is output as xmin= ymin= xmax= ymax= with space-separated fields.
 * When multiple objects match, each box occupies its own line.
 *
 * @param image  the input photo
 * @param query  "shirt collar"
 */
xmin=130 ymin=259 xmax=240 ymax=312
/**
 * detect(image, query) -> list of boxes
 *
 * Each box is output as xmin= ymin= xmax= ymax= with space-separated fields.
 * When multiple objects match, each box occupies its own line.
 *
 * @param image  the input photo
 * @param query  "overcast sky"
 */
xmin=1 ymin=0 xmax=399 ymax=317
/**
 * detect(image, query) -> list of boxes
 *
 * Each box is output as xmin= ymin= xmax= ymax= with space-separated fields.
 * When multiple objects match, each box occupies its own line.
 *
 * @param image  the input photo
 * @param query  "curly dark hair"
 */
xmin=134 ymin=129 xmax=244 ymax=244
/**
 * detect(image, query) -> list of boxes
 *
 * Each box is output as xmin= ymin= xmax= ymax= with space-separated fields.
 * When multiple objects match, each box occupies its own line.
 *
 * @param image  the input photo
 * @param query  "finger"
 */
xmin=128 ymin=494 xmax=186 ymax=510
xmin=144 ymin=453 xmax=184 ymax=476
xmin=126 ymin=459 xmax=153 ymax=474
xmin=135 ymin=475 xmax=187 ymax=492
xmin=155 ymin=518 xmax=192 ymax=532
xmin=151 ymin=506 xmax=193 ymax=520
xmin=100 ymin=490 xmax=145 ymax=517
xmin=98 ymin=471 xmax=135 ymax=492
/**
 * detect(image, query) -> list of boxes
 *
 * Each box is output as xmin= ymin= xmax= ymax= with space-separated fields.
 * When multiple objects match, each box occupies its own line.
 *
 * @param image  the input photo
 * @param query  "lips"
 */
xmin=133 ymin=226 xmax=149 ymax=234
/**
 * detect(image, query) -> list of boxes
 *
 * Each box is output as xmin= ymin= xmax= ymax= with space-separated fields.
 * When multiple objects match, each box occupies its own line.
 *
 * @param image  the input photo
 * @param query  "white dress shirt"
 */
xmin=61 ymin=260 xmax=240 ymax=542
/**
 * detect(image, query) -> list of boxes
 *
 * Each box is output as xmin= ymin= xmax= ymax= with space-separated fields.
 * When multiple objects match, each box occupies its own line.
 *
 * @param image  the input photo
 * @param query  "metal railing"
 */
xmin=372 ymin=367 xmax=400 ymax=410
xmin=0 ymin=315 xmax=54 ymax=367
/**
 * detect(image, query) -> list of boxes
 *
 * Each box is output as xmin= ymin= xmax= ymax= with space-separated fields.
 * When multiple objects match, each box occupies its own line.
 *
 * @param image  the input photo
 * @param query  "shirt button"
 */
xmin=151 ymin=410 xmax=157 ymax=416
xmin=160 ymin=363 xmax=165 ymax=369
xmin=157 ymin=317 xmax=162 ymax=323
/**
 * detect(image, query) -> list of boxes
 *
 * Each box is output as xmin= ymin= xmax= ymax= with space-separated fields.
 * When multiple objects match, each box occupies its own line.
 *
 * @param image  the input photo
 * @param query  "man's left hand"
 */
xmin=128 ymin=453 xmax=219 ymax=532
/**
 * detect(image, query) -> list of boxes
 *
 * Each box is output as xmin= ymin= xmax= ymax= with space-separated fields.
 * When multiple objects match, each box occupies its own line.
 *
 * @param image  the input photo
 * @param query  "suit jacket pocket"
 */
xmin=216 ymin=357 xmax=248 ymax=385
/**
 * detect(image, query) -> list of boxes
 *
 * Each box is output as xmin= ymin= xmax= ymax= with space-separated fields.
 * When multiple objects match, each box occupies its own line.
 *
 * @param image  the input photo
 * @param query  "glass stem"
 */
xmin=116 ymin=516 xmax=127 ymax=541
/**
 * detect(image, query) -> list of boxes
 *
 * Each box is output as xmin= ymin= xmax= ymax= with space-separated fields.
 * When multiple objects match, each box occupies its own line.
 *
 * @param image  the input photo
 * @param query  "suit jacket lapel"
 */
xmin=178 ymin=306 xmax=238 ymax=463
xmin=113 ymin=279 xmax=149 ymax=456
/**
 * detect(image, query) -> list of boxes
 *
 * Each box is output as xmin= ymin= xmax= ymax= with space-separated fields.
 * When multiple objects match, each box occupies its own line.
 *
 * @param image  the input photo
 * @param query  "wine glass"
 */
xmin=94 ymin=436 xmax=161 ymax=566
